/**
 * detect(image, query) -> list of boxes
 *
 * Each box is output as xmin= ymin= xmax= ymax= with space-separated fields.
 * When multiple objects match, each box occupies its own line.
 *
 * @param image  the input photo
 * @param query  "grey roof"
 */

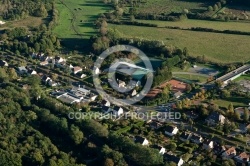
xmin=114 ymin=106 xmax=122 ymax=112
xmin=134 ymin=136 xmax=146 ymax=144
xmin=180 ymin=132 xmax=192 ymax=140
xmin=102 ymin=106 xmax=110 ymax=112
xmin=206 ymin=112 xmax=224 ymax=122
xmin=165 ymin=125 xmax=176 ymax=133
xmin=164 ymin=153 xmax=182 ymax=163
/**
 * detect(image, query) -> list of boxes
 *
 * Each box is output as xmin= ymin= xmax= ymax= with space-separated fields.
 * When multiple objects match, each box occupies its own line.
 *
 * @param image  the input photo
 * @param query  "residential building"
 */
xmin=102 ymin=106 xmax=112 ymax=113
xmin=151 ymin=145 xmax=166 ymax=155
xmin=48 ymin=80 xmax=57 ymax=87
xmin=72 ymin=66 xmax=82 ymax=74
xmin=150 ymin=121 xmax=163 ymax=130
xmin=174 ymin=91 xmax=183 ymax=99
xmin=221 ymin=146 xmax=236 ymax=159
xmin=234 ymin=152 xmax=250 ymax=164
xmin=113 ymin=106 xmax=123 ymax=117
xmin=76 ymin=72 xmax=86 ymax=78
xmin=165 ymin=126 xmax=179 ymax=136
xmin=205 ymin=112 xmax=226 ymax=125
xmin=0 ymin=60 xmax=8 ymax=67
xmin=190 ymin=134 xmax=203 ymax=144
xmin=179 ymin=132 xmax=192 ymax=142
xmin=40 ymin=61 xmax=49 ymax=66
xmin=101 ymin=100 xmax=111 ymax=107
xmin=27 ymin=69 xmax=37 ymax=75
xmin=164 ymin=153 xmax=184 ymax=166
xmin=41 ymin=75 xmax=52 ymax=84
xmin=17 ymin=66 xmax=28 ymax=74
xmin=203 ymin=139 xmax=214 ymax=149
xmin=134 ymin=136 xmax=149 ymax=146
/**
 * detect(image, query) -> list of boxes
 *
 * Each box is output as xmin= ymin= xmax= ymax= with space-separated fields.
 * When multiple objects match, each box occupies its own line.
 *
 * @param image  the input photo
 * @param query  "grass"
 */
xmin=53 ymin=0 xmax=110 ymax=48
xmin=174 ymin=74 xmax=208 ymax=83
xmin=137 ymin=0 xmax=210 ymax=15
xmin=212 ymin=97 xmax=248 ymax=109
xmin=137 ymin=19 xmax=250 ymax=33
xmin=234 ymin=74 xmax=250 ymax=82
xmin=109 ymin=24 xmax=250 ymax=63
xmin=0 ymin=16 xmax=45 ymax=30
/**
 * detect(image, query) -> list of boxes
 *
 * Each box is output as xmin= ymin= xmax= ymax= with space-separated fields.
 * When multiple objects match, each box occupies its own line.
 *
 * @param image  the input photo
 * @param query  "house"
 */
xmin=205 ymin=112 xmax=226 ymax=125
xmin=113 ymin=106 xmax=123 ymax=116
xmin=102 ymin=106 xmax=112 ymax=113
xmin=101 ymin=100 xmax=111 ymax=107
xmin=0 ymin=60 xmax=8 ymax=67
xmin=151 ymin=145 xmax=166 ymax=155
xmin=164 ymin=153 xmax=184 ymax=166
xmin=134 ymin=136 xmax=149 ymax=146
xmin=179 ymin=132 xmax=192 ymax=142
xmin=190 ymin=134 xmax=203 ymax=144
xmin=41 ymin=75 xmax=52 ymax=84
xmin=213 ymin=142 xmax=225 ymax=154
xmin=72 ymin=66 xmax=82 ymax=74
xmin=235 ymin=107 xmax=250 ymax=118
xmin=174 ymin=91 xmax=183 ymax=99
xmin=17 ymin=66 xmax=28 ymax=74
xmin=27 ymin=69 xmax=37 ymax=75
xmin=202 ymin=139 xmax=214 ymax=149
xmin=234 ymin=152 xmax=250 ymax=164
xmin=131 ymin=89 xmax=137 ymax=96
xmin=221 ymin=146 xmax=236 ymax=159
xmin=76 ymin=72 xmax=86 ymax=78
xmin=48 ymin=80 xmax=57 ymax=87
xmin=150 ymin=121 xmax=163 ymax=130
xmin=55 ymin=56 xmax=66 ymax=63
xmin=40 ymin=61 xmax=49 ymax=66
xmin=118 ymin=80 xmax=126 ymax=88
xmin=164 ymin=126 xmax=179 ymax=136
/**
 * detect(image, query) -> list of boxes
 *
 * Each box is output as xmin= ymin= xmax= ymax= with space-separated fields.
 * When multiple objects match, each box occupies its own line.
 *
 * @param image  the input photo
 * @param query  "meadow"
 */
xmin=109 ymin=24 xmax=250 ymax=63
xmin=137 ymin=0 xmax=210 ymax=15
xmin=53 ymin=0 xmax=110 ymax=48
xmin=137 ymin=19 xmax=250 ymax=32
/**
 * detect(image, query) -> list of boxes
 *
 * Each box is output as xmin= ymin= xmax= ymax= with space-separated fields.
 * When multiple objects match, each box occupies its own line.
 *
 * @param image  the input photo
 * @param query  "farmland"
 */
xmin=137 ymin=19 xmax=250 ymax=32
xmin=53 ymin=0 xmax=110 ymax=48
xmin=109 ymin=24 xmax=250 ymax=63
xmin=137 ymin=0 xmax=211 ymax=15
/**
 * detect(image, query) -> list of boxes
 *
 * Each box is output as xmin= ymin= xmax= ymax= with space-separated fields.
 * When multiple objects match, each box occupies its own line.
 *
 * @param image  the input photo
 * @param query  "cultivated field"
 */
xmin=53 ymin=0 xmax=110 ymax=48
xmin=137 ymin=19 xmax=250 ymax=32
xmin=137 ymin=0 xmax=211 ymax=15
xmin=109 ymin=24 xmax=250 ymax=63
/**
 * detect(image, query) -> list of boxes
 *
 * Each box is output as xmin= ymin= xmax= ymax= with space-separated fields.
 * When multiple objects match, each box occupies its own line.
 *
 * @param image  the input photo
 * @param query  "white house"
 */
xmin=203 ymin=139 xmax=214 ymax=149
xmin=151 ymin=145 xmax=166 ymax=155
xmin=41 ymin=75 xmax=52 ymax=84
xmin=179 ymin=132 xmax=192 ymax=142
xmin=101 ymin=100 xmax=111 ymax=107
xmin=165 ymin=126 xmax=179 ymax=136
xmin=0 ymin=60 xmax=8 ymax=67
xmin=205 ymin=112 xmax=226 ymax=125
xmin=164 ymin=154 xmax=184 ymax=166
xmin=134 ymin=136 xmax=149 ymax=146
xmin=27 ymin=69 xmax=37 ymax=75
xmin=190 ymin=134 xmax=203 ymax=144
xmin=48 ymin=80 xmax=57 ymax=87
xmin=17 ymin=66 xmax=28 ymax=74
xmin=72 ymin=66 xmax=83 ymax=74
xmin=113 ymin=106 xmax=123 ymax=117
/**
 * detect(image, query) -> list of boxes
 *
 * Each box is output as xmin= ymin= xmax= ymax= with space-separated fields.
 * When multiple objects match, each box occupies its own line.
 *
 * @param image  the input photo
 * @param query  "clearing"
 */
xmin=109 ymin=24 xmax=250 ymax=63
xmin=53 ymin=0 xmax=110 ymax=49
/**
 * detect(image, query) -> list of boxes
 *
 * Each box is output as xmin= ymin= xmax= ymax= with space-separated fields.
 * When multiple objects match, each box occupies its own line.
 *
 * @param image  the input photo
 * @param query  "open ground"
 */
xmin=109 ymin=24 xmax=250 ymax=63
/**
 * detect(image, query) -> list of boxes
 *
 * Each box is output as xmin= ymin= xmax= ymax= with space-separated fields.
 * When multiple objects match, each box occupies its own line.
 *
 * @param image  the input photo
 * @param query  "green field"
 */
xmin=137 ymin=19 xmax=250 ymax=32
xmin=174 ymin=74 xmax=208 ymax=83
xmin=53 ymin=0 xmax=110 ymax=48
xmin=109 ymin=24 xmax=250 ymax=63
xmin=234 ymin=74 xmax=250 ymax=82
xmin=137 ymin=0 xmax=210 ymax=15
xmin=213 ymin=97 xmax=248 ymax=108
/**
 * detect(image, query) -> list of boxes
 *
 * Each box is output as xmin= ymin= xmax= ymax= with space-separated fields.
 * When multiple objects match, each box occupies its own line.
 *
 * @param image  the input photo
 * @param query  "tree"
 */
xmin=104 ymin=158 xmax=114 ymax=166
xmin=213 ymin=4 xmax=218 ymax=11
xmin=186 ymin=84 xmax=192 ymax=93
xmin=208 ymin=6 xmax=213 ymax=11
xmin=243 ymin=107 xmax=249 ymax=122
xmin=7 ymin=68 xmax=17 ymax=80
xmin=69 ymin=125 xmax=84 ymax=144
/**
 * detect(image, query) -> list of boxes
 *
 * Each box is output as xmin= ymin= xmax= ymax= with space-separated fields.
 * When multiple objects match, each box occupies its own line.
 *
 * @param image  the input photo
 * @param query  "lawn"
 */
xmin=137 ymin=19 xmax=250 ymax=33
xmin=53 ymin=0 xmax=110 ymax=48
xmin=173 ymin=74 xmax=208 ymax=83
xmin=109 ymin=24 xmax=250 ymax=63
xmin=234 ymin=74 xmax=250 ymax=82
xmin=212 ymin=97 xmax=248 ymax=109
xmin=137 ymin=0 xmax=211 ymax=15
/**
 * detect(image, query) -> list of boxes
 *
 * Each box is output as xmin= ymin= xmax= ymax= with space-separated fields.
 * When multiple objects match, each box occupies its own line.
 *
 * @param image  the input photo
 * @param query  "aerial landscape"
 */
xmin=0 ymin=0 xmax=250 ymax=165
